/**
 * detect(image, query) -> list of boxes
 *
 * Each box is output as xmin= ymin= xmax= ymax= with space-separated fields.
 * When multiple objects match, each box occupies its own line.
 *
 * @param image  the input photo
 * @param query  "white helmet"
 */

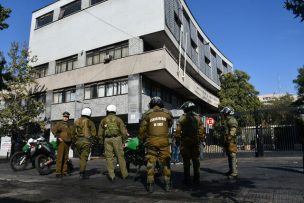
xmin=81 ymin=107 xmax=92 ymax=117
xmin=106 ymin=104 xmax=117 ymax=113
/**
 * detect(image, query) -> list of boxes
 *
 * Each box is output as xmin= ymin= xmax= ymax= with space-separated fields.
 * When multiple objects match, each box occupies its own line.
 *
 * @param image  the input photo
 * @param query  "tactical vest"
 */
xmin=181 ymin=113 xmax=199 ymax=137
xmin=104 ymin=117 xmax=120 ymax=137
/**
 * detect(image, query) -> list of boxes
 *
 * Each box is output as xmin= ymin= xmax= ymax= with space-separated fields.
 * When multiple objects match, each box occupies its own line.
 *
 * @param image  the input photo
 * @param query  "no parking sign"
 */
xmin=206 ymin=117 xmax=215 ymax=126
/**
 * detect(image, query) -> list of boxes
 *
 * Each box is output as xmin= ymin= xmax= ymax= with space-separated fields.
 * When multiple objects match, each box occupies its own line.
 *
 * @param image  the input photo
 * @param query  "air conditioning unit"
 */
xmin=104 ymin=54 xmax=113 ymax=63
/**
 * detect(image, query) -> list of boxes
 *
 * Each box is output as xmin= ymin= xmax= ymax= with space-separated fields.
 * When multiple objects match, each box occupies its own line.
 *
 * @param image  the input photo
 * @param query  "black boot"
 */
xmin=79 ymin=172 xmax=89 ymax=180
xmin=147 ymin=183 xmax=154 ymax=193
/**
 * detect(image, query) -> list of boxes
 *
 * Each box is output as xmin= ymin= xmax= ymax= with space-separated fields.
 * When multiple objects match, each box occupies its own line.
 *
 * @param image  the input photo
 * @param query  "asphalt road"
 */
xmin=0 ymin=156 xmax=303 ymax=203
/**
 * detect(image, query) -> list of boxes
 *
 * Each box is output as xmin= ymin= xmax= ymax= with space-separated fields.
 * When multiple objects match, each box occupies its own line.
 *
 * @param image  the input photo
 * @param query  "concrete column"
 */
xmin=77 ymin=51 xmax=86 ymax=69
xmin=74 ymin=84 xmax=85 ymax=119
xmin=82 ymin=0 xmax=90 ymax=9
xmin=45 ymin=90 xmax=53 ymax=125
xmin=48 ymin=61 xmax=56 ymax=75
xmin=128 ymin=74 xmax=142 ymax=124
xmin=129 ymin=37 xmax=144 ymax=56
xmin=53 ymin=8 xmax=60 ymax=21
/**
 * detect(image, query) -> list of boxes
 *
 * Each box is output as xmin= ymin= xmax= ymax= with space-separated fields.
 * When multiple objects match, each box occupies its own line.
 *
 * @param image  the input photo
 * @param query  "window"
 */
xmin=91 ymin=0 xmax=107 ymax=6
xmin=32 ymin=93 xmax=46 ymax=104
xmin=33 ymin=64 xmax=48 ymax=79
xmin=222 ymin=60 xmax=228 ymax=68
xmin=205 ymin=56 xmax=211 ymax=67
xmin=59 ymin=0 xmax=81 ymax=19
xmin=36 ymin=11 xmax=53 ymax=29
xmin=56 ymin=56 xmax=77 ymax=74
xmin=53 ymin=88 xmax=76 ymax=104
xmin=210 ymin=48 xmax=216 ymax=58
xmin=86 ymin=43 xmax=128 ymax=66
xmin=84 ymin=79 xmax=128 ymax=99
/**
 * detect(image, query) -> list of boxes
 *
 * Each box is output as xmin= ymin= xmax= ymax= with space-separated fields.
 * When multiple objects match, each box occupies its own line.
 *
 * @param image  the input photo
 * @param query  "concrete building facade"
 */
xmin=29 ymin=0 xmax=233 ymax=134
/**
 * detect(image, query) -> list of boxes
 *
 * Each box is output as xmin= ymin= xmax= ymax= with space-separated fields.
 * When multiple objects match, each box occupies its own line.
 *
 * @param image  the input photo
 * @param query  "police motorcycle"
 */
xmin=10 ymin=137 xmax=45 ymax=171
xmin=35 ymin=140 xmax=74 ymax=175
xmin=123 ymin=137 xmax=160 ymax=175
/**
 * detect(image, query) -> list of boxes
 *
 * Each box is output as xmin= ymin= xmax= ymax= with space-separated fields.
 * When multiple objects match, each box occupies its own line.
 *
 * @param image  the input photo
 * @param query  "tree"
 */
xmin=284 ymin=0 xmax=304 ymax=22
xmin=0 ymin=4 xmax=12 ymax=90
xmin=218 ymin=70 xmax=261 ymax=113
xmin=293 ymin=66 xmax=304 ymax=101
xmin=0 ymin=52 xmax=13 ymax=90
xmin=0 ymin=42 xmax=45 ymax=155
xmin=0 ymin=4 xmax=11 ymax=30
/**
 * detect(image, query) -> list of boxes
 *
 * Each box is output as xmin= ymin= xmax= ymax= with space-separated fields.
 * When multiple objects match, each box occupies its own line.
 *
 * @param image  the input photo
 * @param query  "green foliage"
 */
xmin=0 ymin=52 xmax=13 ymax=90
xmin=219 ymin=70 xmax=262 ymax=112
xmin=284 ymin=0 xmax=304 ymax=22
xmin=293 ymin=66 xmax=304 ymax=98
xmin=0 ymin=42 xmax=45 ymax=138
xmin=0 ymin=4 xmax=11 ymax=30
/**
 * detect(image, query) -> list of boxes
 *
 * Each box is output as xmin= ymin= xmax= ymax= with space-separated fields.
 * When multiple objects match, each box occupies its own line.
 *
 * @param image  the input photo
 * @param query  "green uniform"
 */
xmin=176 ymin=112 xmax=204 ymax=184
xmin=98 ymin=113 xmax=128 ymax=180
xmin=222 ymin=115 xmax=238 ymax=177
xmin=139 ymin=106 xmax=173 ymax=184
xmin=51 ymin=120 xmax=73 ymax=176
xmin=74 ymin=116 xmax=97 ymax=174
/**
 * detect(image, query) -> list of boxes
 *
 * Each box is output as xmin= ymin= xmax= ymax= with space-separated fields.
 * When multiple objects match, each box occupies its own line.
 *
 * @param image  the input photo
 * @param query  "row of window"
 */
xmin=53 ymin=88 xmax=76 ymax=104
xmin=86 ymin=43 xmax=128 ymax=66
xmin=33 ymin=42 xmax=129 ymax=78
xmin=36 ymin=0 xmax=108 ymax=29
xmin=84 ymin=80 xmax=128 ymax=99
xmin=52 ymin=79 xmax=128 ymax=104
xmin=142 ymin=78 xmax=184 ymax=108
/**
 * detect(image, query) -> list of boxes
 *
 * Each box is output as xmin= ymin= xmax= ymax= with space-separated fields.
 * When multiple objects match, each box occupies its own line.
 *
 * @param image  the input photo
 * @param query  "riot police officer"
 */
xmin=74 ymin=107 xmax=97 ymax=179
xmin=139 ymin=97 xmax=173 ymax=192
xmin=51 ymin=111 xmax=73 ymax=177
xmin=175 ymin=101 xmax=205 ymax=185
xmin=98 ymin=104 xmax=129 ymax=181
xmin=220 ymin=107 xmax=238 ymax=179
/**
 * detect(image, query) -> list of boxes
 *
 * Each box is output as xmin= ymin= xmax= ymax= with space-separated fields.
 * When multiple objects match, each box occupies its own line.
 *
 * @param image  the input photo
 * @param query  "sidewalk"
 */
xmin=0 ymin=156 xmax=303 ymax=202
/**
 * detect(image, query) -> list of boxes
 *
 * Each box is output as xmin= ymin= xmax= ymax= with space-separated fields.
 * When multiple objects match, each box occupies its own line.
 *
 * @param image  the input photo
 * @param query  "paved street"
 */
xmin=0 ymin=155 xmax=303 ymax=203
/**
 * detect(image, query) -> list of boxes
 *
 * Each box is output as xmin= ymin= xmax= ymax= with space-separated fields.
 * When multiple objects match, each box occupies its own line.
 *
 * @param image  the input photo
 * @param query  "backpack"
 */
xmin=104 ymin=117 xmax=120 ymax=137
xmin=182 ymin=113 xmax=198 ymax=137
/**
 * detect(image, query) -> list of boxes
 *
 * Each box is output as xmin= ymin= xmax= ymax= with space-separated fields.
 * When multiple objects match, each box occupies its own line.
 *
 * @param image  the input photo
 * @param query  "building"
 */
xmin=258 ymin=93 xmax=297 ymax=105
xmin=29 ymin=0 xmax=233 ymax=135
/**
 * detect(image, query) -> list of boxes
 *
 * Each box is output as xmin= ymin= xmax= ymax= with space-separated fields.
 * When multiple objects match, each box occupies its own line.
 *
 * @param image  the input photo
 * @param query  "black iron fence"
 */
xmin=202 ymin=107 xmax=303 ymax=158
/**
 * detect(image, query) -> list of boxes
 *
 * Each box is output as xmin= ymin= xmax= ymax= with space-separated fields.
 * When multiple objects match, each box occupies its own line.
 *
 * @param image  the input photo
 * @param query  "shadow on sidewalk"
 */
xmin=258 ymin=166 xmax=304 ymax=174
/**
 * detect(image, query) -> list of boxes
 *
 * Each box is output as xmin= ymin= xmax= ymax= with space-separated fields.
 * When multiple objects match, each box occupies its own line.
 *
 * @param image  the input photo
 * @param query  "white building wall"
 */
xmin=29 ymin=0 xmax=165 ymax=65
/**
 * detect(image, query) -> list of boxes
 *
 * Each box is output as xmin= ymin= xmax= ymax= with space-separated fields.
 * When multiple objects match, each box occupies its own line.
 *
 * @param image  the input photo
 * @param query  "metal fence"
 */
xmin=202 ymin=107 xmax=303 ymax=158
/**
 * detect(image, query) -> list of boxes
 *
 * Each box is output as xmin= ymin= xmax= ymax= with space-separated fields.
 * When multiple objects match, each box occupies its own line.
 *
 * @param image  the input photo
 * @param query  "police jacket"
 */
xmin=175 ymin=112 xmax=204 ymax=141
xmin=74 ymin=116 xmax=96 ymax=140
xmin=98 ymin=113 xmax=127 ymax=143
xmin=139 ymin=106 xmax=173 ymax=147
xmin=51 ymin=121 xmax=73 ymax=142
xmin=223 ymin=115 xmax=238 ymax=143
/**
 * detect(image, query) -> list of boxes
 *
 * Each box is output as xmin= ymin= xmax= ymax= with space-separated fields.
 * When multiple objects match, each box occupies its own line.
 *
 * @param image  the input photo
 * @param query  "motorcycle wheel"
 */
xmin=10 ymin=151 xmax=28 ymax=171
xmin=35 ymin=154 xmax=53 ymax=175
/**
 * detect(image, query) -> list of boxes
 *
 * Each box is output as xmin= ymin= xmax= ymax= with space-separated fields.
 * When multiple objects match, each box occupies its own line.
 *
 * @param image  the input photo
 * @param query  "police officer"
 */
xmin=139 ymin=97 xmax=173 ymax=192
xmin=51 ymin=111 xmax=73 ymax=177
xmin=98 ymin=104 xmax=129 ymax=181
xmin=220 ymin=107 xmax=238 ymax=179
xmin=74 ymin=107 xmax=97 ymax=179
xmin=175 ymin=101 xmax=205 ymax=185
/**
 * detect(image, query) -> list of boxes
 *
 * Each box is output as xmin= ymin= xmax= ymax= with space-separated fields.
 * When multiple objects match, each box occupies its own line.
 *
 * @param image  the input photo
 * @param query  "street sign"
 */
xmin=206 ymin=117 xmax=215 ymax=126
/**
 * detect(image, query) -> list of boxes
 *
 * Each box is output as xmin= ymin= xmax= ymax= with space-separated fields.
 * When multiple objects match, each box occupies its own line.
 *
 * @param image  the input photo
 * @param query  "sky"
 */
xmin=0 ymin=0 xmax=303 ymax=95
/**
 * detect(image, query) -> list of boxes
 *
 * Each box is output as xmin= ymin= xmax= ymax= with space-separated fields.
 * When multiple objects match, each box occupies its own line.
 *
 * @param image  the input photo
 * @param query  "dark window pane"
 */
xmin=36 ymin=11 xmax=53 ymax=29
xmin=91 ymin=0 xmax=107 ymax=6
xmin=60 ymin=0 xmax=81 ymax=19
